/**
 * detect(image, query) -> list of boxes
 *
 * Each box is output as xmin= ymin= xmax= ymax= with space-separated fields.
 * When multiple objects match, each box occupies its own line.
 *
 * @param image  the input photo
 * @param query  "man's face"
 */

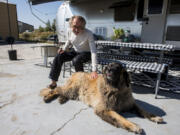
xmin=71 ymin=18 xmax=84 ymax=35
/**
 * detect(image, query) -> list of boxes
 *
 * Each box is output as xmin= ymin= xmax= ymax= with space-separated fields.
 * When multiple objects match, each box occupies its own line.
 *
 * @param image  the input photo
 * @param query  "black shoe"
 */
xmin=48 ymin=84 xmax=57 ymax=89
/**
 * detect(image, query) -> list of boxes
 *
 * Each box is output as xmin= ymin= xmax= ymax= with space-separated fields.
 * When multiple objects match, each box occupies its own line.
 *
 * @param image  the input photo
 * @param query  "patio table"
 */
xmin=95 ymin=40 xmax=175 ymax=98
xmin=32 ymin=45 xmax=59 ymax=67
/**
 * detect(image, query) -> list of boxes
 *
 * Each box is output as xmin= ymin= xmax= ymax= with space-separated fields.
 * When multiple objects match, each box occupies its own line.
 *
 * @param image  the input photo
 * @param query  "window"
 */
xmin=95 ymin=27 xmax=107 ymax=38
xmin=148 ymin=0 xmax=163 ymax=14
xmin=110 ymin=1 xmax=135 ymax=21
xmin=170 ymin=0 xmax=180 ymax=14
xmin=166 ymin=26 xmax=180 ymax=41
xmin=137 ymin=0 xmax=144 ymax=21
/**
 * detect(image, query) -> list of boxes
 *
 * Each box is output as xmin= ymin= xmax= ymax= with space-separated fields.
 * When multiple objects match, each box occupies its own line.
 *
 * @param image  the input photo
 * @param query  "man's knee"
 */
xmin=55 ymin=52 xmax=67 ymax=61
xmin=72 ymin=56 xmax=84 ymax=72
xmin=72 ymin=57 xmax=82 ymax=66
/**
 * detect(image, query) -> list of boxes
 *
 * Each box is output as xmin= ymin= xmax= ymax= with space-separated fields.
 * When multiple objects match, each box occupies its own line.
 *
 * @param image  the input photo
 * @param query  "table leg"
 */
xmin=44 ymin=47 xmax=48 ymax=67
xmin=155 ymin=72 xmax=162 ymax=99
xmin=159 ymin=50 xmax=164 ymax=63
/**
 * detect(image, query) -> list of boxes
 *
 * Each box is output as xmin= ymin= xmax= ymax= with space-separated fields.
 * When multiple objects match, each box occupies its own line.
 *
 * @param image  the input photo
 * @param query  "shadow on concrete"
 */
xmin=0 ymin=41 xmax=37 ymax=46
xmin=122 ymin=99 xmax=166 ymax=118
xmin=136 ymin=99 xmax=166 ymax=117
xmin=8 ymin=59 xmax=25 ymax=61
xmin=132 ymin=85 xmax=180 ymax=100
xmin=119 ymin=99 xmax=166 ymax=135
xmin=16 ymin=59 xmax=25 ymax=61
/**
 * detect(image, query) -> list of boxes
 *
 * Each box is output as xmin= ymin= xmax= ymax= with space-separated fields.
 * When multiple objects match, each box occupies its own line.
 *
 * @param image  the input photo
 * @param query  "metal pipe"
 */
xmin=6 ymin=0 xmax=13 ymax=49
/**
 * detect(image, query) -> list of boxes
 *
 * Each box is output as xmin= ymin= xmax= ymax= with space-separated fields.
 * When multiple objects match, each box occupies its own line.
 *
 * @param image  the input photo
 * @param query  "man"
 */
xmin=48 ymin=16 xmax=98 ymax=89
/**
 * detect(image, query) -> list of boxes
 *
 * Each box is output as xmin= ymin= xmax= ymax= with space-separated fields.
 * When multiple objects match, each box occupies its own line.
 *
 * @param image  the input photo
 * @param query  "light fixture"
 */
xmin=99 ymin=9 xmax=104 ymax=13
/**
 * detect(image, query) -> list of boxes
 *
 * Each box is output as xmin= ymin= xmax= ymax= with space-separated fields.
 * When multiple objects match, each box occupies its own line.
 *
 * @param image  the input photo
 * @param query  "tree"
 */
xmin=45 ymin=20 xmax=52 ymax=31
xmin=39 ymin=26 xmax=44 ymax=32
xmin=52 ymin=19 xmax=56 ymax=32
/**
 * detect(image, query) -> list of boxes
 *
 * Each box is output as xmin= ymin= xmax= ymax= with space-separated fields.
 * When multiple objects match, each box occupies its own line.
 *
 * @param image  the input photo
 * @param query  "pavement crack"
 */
xmin=0 ymin=100 xmax=14 ymax=109
xmin=0 ymin=93 xmax=17 ymax=109
xmin=50 ymin=107 xmax=88 ymax=135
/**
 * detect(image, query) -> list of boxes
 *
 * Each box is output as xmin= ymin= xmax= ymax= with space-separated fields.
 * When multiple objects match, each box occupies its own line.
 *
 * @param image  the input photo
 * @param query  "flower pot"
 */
xmin=8 ymin=50 xmax=17 ymax=60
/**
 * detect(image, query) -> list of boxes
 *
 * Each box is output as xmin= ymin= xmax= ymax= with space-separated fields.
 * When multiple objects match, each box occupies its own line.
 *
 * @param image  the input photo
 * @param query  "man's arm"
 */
xmin=62 ymin=30 xmax=71 ymax=51
xmin=88 ymin=32 xmax=98 ymax=79
xmin=57 ymin=40 xmax=70 ymax=54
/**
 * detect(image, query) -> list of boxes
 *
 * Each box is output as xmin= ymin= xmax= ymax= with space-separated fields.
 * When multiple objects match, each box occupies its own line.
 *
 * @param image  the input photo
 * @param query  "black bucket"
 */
xmin=8 ymin=50 xmax=17 ymax=60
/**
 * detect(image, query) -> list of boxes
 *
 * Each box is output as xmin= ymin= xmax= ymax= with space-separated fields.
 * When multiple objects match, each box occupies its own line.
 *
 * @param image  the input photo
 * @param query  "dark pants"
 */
xmin=49 ymin=50 xmax=91 ymax=81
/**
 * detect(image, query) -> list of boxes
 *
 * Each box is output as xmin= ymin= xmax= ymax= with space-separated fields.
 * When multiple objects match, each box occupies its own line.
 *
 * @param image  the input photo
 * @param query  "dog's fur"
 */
xmin=41 ymin=63 xmax=163 ymax=134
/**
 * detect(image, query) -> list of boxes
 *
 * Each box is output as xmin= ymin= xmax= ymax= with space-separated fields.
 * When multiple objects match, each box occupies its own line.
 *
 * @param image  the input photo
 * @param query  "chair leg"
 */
xmin=101 ymin=65 xmax=104 ymax=73
xmin=63 ymin=62 xmax=72 ymax=78
xmin=64 ymin=61 xmax=91 ymax=78
xmin=85 ymin=62 xmax=91 ymax=72
xmin=63 ymin=62 xmax=66 ymax=78
xmin=70 ymin=62 xmax=72 ymax=75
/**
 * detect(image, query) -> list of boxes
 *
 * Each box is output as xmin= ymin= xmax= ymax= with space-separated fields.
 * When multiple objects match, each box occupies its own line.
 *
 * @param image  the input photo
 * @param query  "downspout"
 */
xmin=162 ymin=0 xmax=170 ymax=44
xmin=15 ymin=4 xmax=19 ymax=40
xmin=6 ymin=0 xmax=12 ymax=49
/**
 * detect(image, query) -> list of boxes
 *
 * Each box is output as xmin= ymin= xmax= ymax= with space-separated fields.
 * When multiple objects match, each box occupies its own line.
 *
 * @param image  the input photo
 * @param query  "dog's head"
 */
xmin=103 ymin=62 xmax=130 ymax=87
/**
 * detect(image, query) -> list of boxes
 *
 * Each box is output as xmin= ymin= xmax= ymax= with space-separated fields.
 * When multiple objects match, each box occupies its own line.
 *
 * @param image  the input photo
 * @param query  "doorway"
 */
xmin=141 ymin=0 xmax=168 ymax=43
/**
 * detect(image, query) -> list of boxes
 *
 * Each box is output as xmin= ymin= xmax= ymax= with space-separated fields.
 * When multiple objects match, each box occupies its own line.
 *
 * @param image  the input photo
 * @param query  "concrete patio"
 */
xmin=0 ymin=43 xmax=180 ymax=135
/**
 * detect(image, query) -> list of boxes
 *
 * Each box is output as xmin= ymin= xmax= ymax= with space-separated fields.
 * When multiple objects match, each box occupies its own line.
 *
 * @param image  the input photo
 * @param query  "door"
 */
xmin=141 ymin=0 xmax=168 ymax=43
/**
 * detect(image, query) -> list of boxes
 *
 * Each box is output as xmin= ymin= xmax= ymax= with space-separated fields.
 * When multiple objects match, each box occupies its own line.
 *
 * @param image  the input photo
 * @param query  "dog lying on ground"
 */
xmin=41 ymin=63 xmax=163 ymax=134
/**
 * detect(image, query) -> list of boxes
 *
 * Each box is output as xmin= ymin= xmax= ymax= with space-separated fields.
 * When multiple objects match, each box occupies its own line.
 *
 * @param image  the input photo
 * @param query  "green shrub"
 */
xmin=112 ymin=27 xmax=125 ymax=40
xmin=39 ymin=26 xmax=44 ymax=32
xmin=19 ymin=29 xmax=55 ymax=42
xmin=22 ymin=32 xmax=31 ymax=40
xmin=39 ymin=32 xmax=52 ymax=41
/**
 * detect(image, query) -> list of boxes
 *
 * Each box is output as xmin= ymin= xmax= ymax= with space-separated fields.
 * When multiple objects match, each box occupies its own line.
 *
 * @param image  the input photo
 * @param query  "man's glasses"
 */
xmin=72 ymin=25 xmax=84 ymax=30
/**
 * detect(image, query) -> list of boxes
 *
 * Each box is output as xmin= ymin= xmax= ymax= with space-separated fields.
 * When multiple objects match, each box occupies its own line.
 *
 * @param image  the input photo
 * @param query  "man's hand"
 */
xmin=90 ymin=71 xmax=98 ymax=80
xmin=57 ymin=48 xmax=64 ymax=54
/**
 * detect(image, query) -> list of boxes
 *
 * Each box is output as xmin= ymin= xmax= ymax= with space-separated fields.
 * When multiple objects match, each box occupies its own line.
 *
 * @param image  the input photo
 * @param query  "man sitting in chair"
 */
xmin=48 ymin=16 xmax=98 ymax=89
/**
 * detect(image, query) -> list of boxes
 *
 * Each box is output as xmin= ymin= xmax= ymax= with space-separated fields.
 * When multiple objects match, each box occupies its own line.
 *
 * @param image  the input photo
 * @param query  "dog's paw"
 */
xmin=58 ymin=96 xmax=68 ymax=104
xmin=126 ymin=123 xmax=142 ymax=134
xmin=131 ymin=125 xmax=143 ymax=134
xmin=151 ymin=116 xmax=163 ymax=123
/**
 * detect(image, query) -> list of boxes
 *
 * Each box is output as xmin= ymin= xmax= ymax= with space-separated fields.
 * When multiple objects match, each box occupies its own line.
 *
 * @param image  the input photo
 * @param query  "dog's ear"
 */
xmin=123 ymin=69 xmax=131 ymax=87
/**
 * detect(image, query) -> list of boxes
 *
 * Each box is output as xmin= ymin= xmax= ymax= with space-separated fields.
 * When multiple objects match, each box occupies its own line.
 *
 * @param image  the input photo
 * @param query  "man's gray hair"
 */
xmin=69 ymin=16 xmax=86 ymax=28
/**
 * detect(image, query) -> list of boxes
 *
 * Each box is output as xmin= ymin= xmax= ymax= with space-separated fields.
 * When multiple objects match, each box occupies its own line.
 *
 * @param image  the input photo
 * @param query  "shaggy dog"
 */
xmin=41 ymin=63 xmax=163 ymax=134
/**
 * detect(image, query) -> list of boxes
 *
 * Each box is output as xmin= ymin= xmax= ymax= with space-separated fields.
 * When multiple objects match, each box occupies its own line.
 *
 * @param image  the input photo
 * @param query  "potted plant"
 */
xmin=6 ymin=0 xmax=17 ymax=60
xmin=112 ymin=27 xmax=125 ymax=41
xmin=6 ymin=36 xmax=17 ymax=60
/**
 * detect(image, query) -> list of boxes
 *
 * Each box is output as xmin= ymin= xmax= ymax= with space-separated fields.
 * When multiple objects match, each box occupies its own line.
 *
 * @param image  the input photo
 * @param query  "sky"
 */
xmin=5 ymin=0 xmax=62 ymax=29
